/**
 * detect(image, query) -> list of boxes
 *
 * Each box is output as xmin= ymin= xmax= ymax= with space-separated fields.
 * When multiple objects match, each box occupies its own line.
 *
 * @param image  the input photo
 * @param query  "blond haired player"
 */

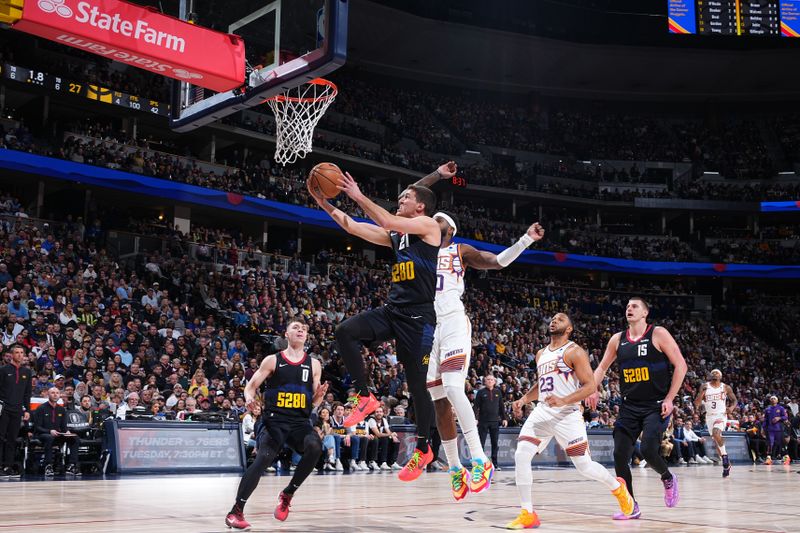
xmin=414 ymin=161 xmax=545 ymax=501
xmin=694 ymin=369 xmax=737 ymax=477
xmin=506 ymin=313 xmax=634 ymax=529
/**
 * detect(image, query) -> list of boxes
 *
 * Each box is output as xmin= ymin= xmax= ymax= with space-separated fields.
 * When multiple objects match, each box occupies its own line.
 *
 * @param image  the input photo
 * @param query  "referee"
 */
xmin=0 ymin=345 xmax=32 ymax=477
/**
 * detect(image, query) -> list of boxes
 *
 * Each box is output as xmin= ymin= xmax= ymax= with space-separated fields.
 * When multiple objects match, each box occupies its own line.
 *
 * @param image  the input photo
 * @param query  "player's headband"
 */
xmin=433 ymin=212 xmax=457 ymax=236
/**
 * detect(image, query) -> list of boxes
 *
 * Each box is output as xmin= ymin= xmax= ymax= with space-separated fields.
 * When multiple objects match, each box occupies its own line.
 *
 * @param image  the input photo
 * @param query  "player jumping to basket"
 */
xmin=505 ymin=313 xmax=635 ymax=529
xmin=309 ymin=171 xmax=441 ymax=482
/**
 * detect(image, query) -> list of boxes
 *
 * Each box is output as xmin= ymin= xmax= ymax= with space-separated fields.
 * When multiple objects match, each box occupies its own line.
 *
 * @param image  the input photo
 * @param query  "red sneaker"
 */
xmin=274 ymin=491 xmax=293 ymax=522
xmin=224 ymin=510 xmax=251 ymax=531
xmin=398 ymin=446 xmax=434 ymax=482
xmin=343 ymin=393 xmax=380 ymax=427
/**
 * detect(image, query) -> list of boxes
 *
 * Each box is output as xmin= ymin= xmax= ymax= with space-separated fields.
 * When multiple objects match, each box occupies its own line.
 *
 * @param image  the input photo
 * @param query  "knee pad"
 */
xmin=571 ymin=454 xmax=592 ymax=473
xmin=516 ymin=439 xmax=538 ymax=460
xmin=258 ymin=436 xmax=282 ymax=457
xmin=304 ymin=434 xmax=323 ymax=456
xmin=441 ymin=372 xmax=466 ymax=398
xmin=640 ymin=437 xmax=661 ymax=460
xmin=334 ymin=321 xmax=352 ymax=341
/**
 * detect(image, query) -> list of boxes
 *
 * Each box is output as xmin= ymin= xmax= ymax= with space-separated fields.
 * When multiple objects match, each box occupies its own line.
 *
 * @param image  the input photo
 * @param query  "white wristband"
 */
xmin=496 ymin=233 xmax=534 ymax=267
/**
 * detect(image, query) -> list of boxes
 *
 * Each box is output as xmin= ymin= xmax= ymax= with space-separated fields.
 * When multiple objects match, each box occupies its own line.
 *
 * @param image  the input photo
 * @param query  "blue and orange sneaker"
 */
xmin=343 ymin=393 xmax=380 ymax=427
xmin=398 ymin=446 xmax=434 ymax=482
xmin=469 ymin=458 xmax=494 ymax=493
xmin=505 ymin=509 xmax=540 ymax=529
xmin=449 ymin=466 xmax=469 ymax=501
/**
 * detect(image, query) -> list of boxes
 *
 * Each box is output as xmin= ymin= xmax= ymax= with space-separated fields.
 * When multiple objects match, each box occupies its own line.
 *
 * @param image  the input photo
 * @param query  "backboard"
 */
xmin=169 ymin=0 xmax=347 ymax=133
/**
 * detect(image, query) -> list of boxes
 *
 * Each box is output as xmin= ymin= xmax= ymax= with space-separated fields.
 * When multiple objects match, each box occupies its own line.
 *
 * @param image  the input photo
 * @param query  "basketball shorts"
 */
xmin=261 ymin=414 xmax=318 ymax=454
xmin=426 ymin=313 xmax=472 ymax=401
xmin=518 ymin=404 xmax=589 ymax=457
xmin=706 ymin=414 xmax=727 ymax=433
xmin=346 ymin=304 xmax=435 ymax=374
xmin=614 ymin=400 xmax=670 ymax=442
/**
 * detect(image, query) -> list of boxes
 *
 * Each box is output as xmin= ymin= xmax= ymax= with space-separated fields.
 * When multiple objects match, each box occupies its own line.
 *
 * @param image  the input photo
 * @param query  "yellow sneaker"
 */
xmin=765 ymin=455 xmax=773 ymax=465
xmin=505 ymin=509 xmax=540 ymax=530
xmin=611 ymin=477 xmax=635 ymax=516
xmin=469 ymin=458 xmax=494 ymax=493
xmin=449 ymin=466 xmax=469 ymax=501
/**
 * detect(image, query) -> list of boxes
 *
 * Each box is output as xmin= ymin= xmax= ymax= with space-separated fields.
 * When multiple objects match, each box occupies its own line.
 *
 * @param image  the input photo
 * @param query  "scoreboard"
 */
xmin=0 ymin=63 xmax=170 ymax=116
xmin=668 ymin=1 xmax=800 ymax=36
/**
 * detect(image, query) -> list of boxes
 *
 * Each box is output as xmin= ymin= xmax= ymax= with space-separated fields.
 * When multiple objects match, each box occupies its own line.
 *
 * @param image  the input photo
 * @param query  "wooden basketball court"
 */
xmin=0 ymin=465 xmax=797 ymax=532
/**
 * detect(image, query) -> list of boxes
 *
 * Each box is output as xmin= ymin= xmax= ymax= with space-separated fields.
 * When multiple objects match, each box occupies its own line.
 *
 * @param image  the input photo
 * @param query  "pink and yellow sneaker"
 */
xmin=505 ymin=509 xmax=540 ymax=529
xmin=469 ymin=458 xmax=494 ymax=493
xmin=449 ymin=466 xmax=469 ymax=501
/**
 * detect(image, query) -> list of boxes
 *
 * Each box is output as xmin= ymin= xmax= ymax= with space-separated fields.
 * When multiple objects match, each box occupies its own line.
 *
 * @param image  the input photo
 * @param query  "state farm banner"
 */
xmin=14 ymin=0 xmax=245 ymax=91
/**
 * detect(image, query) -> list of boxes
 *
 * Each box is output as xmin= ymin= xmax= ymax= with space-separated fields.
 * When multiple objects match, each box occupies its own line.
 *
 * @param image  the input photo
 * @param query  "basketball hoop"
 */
xmin=265 ymin=78 xmax=337 ymax=165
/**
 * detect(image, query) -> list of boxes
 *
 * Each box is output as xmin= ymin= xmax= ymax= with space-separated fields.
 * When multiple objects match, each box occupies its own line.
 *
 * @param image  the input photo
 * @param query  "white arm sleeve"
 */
xmin=496 ymin=233 xmax=535 ymax=267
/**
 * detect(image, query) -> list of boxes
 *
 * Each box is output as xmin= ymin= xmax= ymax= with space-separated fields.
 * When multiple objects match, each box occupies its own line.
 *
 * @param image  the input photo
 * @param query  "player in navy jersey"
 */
xmin=309 ymin=171 xmax=441 ymax=482
xmin=225 ymin=319 xmax=328 ymax=530
xmin=588 ymin=297 xmax=687 ymax=520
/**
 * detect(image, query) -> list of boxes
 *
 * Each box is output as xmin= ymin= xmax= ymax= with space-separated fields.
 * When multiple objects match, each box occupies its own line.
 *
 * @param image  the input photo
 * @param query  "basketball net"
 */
xmin=265 ymin=78 xmax=337 ymax=165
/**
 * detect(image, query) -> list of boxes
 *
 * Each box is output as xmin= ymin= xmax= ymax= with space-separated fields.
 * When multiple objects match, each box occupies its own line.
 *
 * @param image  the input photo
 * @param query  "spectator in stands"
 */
xmin=367 ymin=406 xmax=398 ymax=471
xmin=177 ymin=397 xmax=200 ymax=421
xmin=32 ymin=387 xmax=80 ymax=476
xmin=682 ymin=420 xmax=713 ymax=464
xmin=116 ymin=392 xmax=139 ymax=420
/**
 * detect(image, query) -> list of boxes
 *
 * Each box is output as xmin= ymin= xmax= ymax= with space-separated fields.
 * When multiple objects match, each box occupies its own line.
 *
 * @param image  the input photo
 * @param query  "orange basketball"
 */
xmin=308 ymin=162 xmax=344 ymax=199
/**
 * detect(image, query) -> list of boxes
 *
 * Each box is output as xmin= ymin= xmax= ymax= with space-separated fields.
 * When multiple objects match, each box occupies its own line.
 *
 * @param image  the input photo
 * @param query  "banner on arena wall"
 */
xmin=12 ymin=0 xmax=244 ymax=91
xmin=393 ymin=427 xmax=750 ymax=467
xmin=761 ymin=200 xmax=800 ymax=212
xmin=104 ymin=419 xmax=246 ymax=473
xmin=2 ymin=149 xmax=800 ymax=279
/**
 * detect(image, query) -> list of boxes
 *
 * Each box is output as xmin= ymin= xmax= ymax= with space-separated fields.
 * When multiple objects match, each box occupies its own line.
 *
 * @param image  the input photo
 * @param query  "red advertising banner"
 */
xmin=13 ymin=0 xmax=245 ymax=92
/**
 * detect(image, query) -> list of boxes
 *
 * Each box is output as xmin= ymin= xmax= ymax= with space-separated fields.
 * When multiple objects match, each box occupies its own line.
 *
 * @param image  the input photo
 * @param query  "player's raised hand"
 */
xmin=437 ymin=161 xmax=457 ymax=179
xmin=545 ymin=395 xmax=566 ymax=408
xmin=585 ymin=391 xmax=600 ymax=410
xmin=338 ymin=172 xmax=364 ymax=200
xmin=307 ymin=178 xmax=326 ymax=204
xmin=527 ymin=222 xmax=545 ymax=242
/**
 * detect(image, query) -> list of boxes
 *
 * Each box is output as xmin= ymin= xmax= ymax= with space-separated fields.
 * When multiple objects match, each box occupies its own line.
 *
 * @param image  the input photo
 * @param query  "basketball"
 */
xmin=308 ymin=162 xmax=345 ymax=199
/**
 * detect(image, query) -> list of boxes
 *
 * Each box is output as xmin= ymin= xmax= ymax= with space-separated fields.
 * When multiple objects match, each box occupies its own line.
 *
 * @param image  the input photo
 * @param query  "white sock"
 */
xmin=442 ymin=438 xmax=462 ymax=469
xmin=444 ymin=382 xmax=488 ymax=462
xmin=571 ymin=455 xmax=619 ymax=490
xmin=719 ymin=445 xmax=727 ymax=456
xmin=515 ymin=441 xmax=536 ymax=512
xmin=518 ymin=483 xmax=533 ymax=513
